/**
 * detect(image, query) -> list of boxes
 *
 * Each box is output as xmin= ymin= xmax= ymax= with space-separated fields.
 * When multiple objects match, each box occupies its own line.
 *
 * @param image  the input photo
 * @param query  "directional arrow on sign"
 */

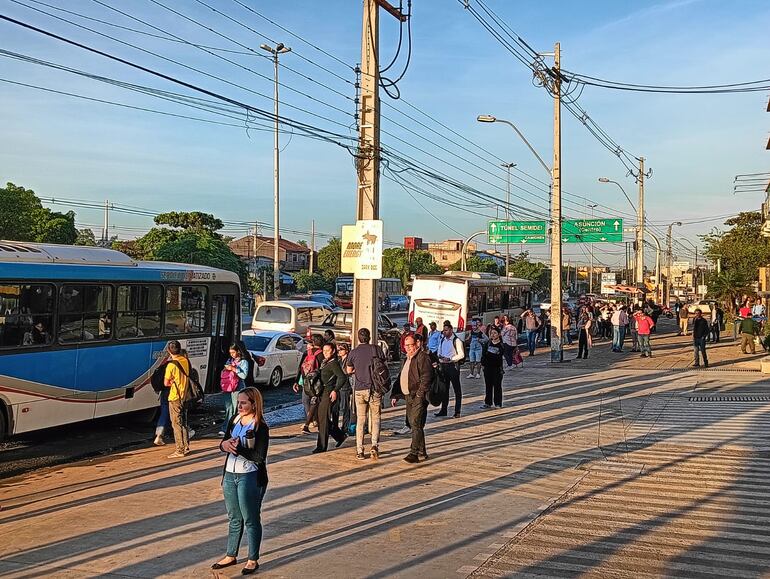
xmin=600 ymin=237 xmax=607 ymax=241
xmin=613 ymin=220 xmax=620 ymax=231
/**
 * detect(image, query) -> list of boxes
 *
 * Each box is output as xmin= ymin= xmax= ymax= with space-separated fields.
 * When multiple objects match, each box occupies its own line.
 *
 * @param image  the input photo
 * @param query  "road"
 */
xmin=1 ymin=320 xmax=768 ymax=577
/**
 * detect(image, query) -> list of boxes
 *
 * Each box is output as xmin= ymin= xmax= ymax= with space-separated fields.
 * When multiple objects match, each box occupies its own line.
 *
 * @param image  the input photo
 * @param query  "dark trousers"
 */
xmin=483 ymin=365 xmax=503 ymax=407
xmin=316 ymin=390 xmax=346 ymax=451
xmin=710 ymin=323 xmax=720 ymax=343
xmin=406 ymin=393 xmax=428 ymax=456
xmin=693 ymin=337 xmax=708 ymax=366
xmin=439 ymin=363 xmax=462 ymax=416
xmin=331 ymin=386 xmax=352 ymax=434
xmin=577 ymin=329 xmax=589 ymax=358
xmin=502 ymin=343 xmax=514 ymax=367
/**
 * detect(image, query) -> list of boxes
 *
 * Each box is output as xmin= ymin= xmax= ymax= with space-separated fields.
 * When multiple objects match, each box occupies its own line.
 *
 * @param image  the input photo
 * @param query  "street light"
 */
xmin=665 ymin=221 xmax=683 ymax=306
xmin=477 ymin=115 xmax=551 ymax=177
xmin=598 ymin=176 xmax=642 ymax=285
xmin=260 ymin=42 xmax=292 ymax=299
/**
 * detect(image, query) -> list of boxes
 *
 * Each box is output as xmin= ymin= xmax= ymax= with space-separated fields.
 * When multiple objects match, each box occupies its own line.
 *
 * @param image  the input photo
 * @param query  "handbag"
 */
xmin=220 ymin=368 xmax=240 ymax=393
xmin=512 ymin=347 xmax=523 ymax=367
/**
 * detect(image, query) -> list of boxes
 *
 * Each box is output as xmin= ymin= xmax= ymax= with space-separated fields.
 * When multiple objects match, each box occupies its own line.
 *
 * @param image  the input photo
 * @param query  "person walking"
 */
xmin=427 ymin=321 xmax=441 ymax=354
xmin=500 ymin=315 xmax=517 ymax=369
xmin=629 ymin=307 xmax=640 ymax=352
xmin=481 ymin=327 xmax=504 ymax=408
xmin=711 ymin=304 xmax=724 ymax=343
xmin=739 ymin=315 xmax=759 ymax=354
xmin=293 ymin=334 xmax=324 ymax=435
xmin=692 ymin=309 xmax=710 ymax=367
xmin=346 ymin=328 xmax=386 ymax=460
xmin=435 ymin=321 xmax=465 ymax=418
xmin=575 ymin=308 xmax=592 ymax=360
xmin=153 ymin=364 xmax=172 ymax=446
xmin=219 ymin=343 xmax=249 ymax=436
xmin=678 ymin=304 xmax=690 ymax=336
xmin=465 ymin=320 xmax=485 ymax=379
xmin=211 ymin=387 xmax=269 ymax=575
xmin=312 ymin=343 xmax=348 ymax=453
xmin=635 ymin=309 xmax=655 ymax=357
xmin=165 ymin=340 xmax=191 ymax=459
xmin=521 ymin=308 xmax=540 ymax=356
xmin=390 ymin=334 xmax=433 ymax=463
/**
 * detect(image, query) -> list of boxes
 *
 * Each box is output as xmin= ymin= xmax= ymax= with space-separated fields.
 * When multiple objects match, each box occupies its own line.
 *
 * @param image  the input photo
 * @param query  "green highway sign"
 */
xmin=488 ymin=220 xmax=547 ymax=244
xmin=562 ymin=218 xmax=623 ymax=243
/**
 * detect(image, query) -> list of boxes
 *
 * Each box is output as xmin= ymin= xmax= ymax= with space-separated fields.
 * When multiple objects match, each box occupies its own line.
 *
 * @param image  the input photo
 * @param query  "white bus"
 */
xmin=408 ymin=271 xmax=532 ymax=337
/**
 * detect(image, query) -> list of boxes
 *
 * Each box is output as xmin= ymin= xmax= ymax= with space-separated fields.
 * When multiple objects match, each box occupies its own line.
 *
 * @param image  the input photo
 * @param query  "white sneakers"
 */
xmin=466 ymin=373 xmax=482 ymax=379
xmin=394 ymin=426 xmax=411 ymax=435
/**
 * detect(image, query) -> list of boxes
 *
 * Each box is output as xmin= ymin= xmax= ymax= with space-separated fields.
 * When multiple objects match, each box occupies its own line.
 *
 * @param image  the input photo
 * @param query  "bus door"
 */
xmin=208 ymin=286 xmax=239 ymax=393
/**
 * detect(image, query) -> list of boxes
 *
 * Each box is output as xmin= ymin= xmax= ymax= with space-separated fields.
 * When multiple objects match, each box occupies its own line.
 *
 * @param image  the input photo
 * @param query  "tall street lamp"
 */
xmin=500 ymin=162 xmax=516 ymax=278
xmin=665 ymin=221 xmax=682 ymax=306
xmin=598 ymin=176 xmax=642 ymax=285
xmin=261 ymin=41 xmax=291 ymax=299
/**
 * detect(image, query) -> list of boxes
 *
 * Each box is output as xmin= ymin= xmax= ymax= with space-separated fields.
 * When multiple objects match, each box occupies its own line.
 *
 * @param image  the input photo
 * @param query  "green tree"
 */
xmin=383 ymin=248 xmax=442 ymax=286
xmin=75 ymin=228 xmax=98 ymax=246
xmin=508 ymin=252 xmax=550 ymax=293
xmin=702 ymin=212 xmax=770 ymax=283
xmin=0 ymin=182 xmax=77 ymax=244
xmin=154 ymin=211 xmax=224 ymax=234
xmin=294 ymin=270 xmax=332 ymax=293
xmin=317 ymin=237 xmax=342 ymax=280
xmin=154 ymin=231 xmax=247 ymax=283
xmin=448 ymin=255 xmax=499 ymax=274
xmin=707 ymin=271 xmax=752 ymax=314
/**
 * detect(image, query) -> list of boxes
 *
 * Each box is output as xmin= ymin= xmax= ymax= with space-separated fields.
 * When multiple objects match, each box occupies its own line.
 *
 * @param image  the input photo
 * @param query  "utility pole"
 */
xmin=588 ymin=203 xmax=597 ymax=294
xmin=635 ymin=157 xmax=646 ymax=285
xmin=102 ymin=199 xmax=109 ymax=245
xmin=501 ymin=162 xmax=515 ymax=278
xmin=309 ymin=219 xmax=315 ymax=274
xmin=260 ymin=42 xmax=291 ymax=300
xmin=353 ymin=1 xmax=405 ymax=346
xmin=549 ymin=42 xmax=563 ymax=363
xmin=252 ymin=223 xmax=258 ymax=278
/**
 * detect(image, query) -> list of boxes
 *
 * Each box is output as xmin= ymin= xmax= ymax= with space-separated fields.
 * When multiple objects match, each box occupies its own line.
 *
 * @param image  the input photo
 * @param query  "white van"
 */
xmin=251 ymin=300 xmax=331 ymax=335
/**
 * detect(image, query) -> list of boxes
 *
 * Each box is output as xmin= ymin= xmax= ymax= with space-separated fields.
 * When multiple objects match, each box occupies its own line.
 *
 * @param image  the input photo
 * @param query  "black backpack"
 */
xmin=244 ymin=352 xmax=258 ymax=388
xmin=440 ymin=334 xmax=466 ymax=366
xmin=170 ymin=359 xmax=205 ymax=405
xmin=150 ymin=362 xmax=168 ymax=393
xmin=368 ymin=345 xmax=391 ymax=396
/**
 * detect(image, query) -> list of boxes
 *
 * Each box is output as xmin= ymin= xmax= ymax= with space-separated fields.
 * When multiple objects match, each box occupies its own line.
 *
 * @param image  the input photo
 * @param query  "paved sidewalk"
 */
xmin=1 ymin=347 xmax=767 ymax=577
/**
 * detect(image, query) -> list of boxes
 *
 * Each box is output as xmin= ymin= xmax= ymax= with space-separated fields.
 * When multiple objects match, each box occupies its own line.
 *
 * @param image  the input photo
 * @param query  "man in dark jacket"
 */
xmin=692 ymin=309 xmax=710 ymax=367
xmin=739 ymin=316 xmax=759 ymax=354
xmin=391 ymin=334 xmax=433 ymax=463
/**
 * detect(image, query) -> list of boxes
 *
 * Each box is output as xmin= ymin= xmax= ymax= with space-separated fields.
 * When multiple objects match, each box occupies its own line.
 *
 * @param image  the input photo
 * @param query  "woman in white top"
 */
xmin=212 ymin=387 xmax=269 ymax=575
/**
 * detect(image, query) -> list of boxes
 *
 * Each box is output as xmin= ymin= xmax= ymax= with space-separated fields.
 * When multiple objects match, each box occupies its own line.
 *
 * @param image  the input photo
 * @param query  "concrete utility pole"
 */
xmin=665 ymin=221 xmax=681 ymax=306
xmin=353 ymin=1 xmax=405 ymax=346
xmin=635 ymin=157 xmax=646 ymax=285
xmin=588 ymin=203 xmax=597 ymax=293
xmin=102 ymin=199 xmax=109 ymax=245
xmin=260 ymin=42 xmax=291 ymax=300
xmin=501 ymin=162 xmax=515 ymax=278
xmin=550 ymin=42 xmax=563 ymax=363
xmin=309 ymin=219 xmax=315 ymax=274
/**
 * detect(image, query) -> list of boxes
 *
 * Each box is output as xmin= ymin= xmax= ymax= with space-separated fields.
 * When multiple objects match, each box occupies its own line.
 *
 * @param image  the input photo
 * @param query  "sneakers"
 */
xmin=466 ymin=373 xmax=475 ymax=379
xmin=370 ymin=446 xmax=380 ymax=460
xmin=153 ymin=435 xmax=166 ymax=446
xmin=218 ymin=431 xmax=226 ymax=437
xmin=356 ymin=451 xmax=366 ymax=460
xmin=394 ymin=426 xmax=411 ymax=435
xmin=301 ymin=426 xmax=311 ymax=435
xmin=188 ymin=429 xmax=196 ymax=440
xmin=167 ymin=451 xmax=188 ymax=459
xmin=403 ymin=453 xmax=419 ymax=463
xmin=481 ymin=404 xmax=492 ymax=409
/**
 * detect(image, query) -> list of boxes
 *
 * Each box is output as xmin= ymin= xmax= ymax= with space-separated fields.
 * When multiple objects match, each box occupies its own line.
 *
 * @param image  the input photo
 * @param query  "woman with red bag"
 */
xmin=219 ymin=342 xmax=249 ymax=436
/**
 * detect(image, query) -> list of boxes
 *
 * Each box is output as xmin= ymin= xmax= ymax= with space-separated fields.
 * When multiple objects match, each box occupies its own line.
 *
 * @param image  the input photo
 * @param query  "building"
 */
xmin=403 ymin=236 xmax=423 ymax=250
xmin=425 ymin=239 xmax=477 ymax=269
xmin=229 ymin=235 xmax=312 ymax=273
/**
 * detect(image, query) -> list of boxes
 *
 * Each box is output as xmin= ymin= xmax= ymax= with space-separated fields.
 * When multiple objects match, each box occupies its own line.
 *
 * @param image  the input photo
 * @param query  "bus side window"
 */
xmin=117 ymin=285 xmax=162 ymax=339
xmin=0 ymin=284 xmax=55 ymax=349
xmin=165 ymin=285 xmax=208 ymax=335
xmin=58 ymin=284 xmax=113 ymax=344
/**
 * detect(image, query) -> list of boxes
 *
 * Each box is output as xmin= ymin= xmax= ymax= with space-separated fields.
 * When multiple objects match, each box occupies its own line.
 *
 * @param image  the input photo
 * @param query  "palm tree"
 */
xmin=708 ymin=271 xmax=752 ymax=313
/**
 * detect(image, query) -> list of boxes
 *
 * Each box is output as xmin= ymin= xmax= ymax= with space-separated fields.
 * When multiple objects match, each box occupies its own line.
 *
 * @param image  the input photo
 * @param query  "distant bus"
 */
xmin=408 ymin=271 xmax=532 ymax=337
xmin=334 ymin=276 xmax=403 ymax=309
xmin=0 ymin=241 xmax=241 ymax=438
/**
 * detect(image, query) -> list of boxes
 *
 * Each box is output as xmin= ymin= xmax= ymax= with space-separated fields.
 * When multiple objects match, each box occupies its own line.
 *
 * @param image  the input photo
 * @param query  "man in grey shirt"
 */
xmin=346 ymin=328 xmax=385 ymax=461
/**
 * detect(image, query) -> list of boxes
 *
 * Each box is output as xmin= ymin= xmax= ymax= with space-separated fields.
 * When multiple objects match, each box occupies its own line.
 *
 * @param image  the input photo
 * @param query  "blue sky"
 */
xmin=1 ymin=0 xmax=768 ymax=268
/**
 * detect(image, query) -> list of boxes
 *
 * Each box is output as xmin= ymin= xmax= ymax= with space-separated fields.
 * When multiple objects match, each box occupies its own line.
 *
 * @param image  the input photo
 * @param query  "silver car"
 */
xmin=241 ymin=330 xmax=306 ymax=388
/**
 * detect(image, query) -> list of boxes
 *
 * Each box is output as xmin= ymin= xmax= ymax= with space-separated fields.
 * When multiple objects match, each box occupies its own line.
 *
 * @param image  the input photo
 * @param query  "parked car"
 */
xmin=251 ymin=300 xmax=332 ymax=335
xmin=387 ymin=295 xmax=409 ymax=311
xmin=289 ymin=293 xmax=339 ymax=310
xmin=241 ymin=330 xmax=306 ymax=388
xmin=307 ymin=310 xmax=402 ymax=361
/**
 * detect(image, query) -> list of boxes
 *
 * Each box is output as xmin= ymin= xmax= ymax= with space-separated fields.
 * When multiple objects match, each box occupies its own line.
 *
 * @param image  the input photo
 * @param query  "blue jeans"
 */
xmin=222 ymin=391 xmax=239 ymax=431
xmin=222 ymin=471 xmax=267 ymax=561
xmin=526 ymin=330 xmax=537 ymax=355
xmin=612 ymin=325 xmax=626 ymax=351
xmin=156 ymin=390 xmax=170 ymax=432
xmin=693 ymin=337 xmax=708 ymax=366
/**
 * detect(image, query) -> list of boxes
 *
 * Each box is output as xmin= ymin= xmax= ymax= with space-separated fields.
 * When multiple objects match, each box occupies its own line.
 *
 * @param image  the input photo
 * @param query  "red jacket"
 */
xmin=635 ymin=314 xmax=654 ymax=335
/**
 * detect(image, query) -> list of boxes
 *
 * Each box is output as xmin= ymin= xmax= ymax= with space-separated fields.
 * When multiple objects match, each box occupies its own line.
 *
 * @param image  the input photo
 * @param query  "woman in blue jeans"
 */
xmin=212 ymin=387 xmax=270 ymax=575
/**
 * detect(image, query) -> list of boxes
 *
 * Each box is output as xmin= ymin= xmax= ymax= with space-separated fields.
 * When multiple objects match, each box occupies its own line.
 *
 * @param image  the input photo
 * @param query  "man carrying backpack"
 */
xmin=346 ymin=328 xmax=387 ymax=460
xmin=165 ymin=340 xmax=190 ymax=459
xmin=435 ymin=320 xmax=465 ymax=418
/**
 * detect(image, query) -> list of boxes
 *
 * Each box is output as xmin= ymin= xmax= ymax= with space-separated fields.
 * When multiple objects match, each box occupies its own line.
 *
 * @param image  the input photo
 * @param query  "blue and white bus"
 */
xmin=0 ymin=241 xmax=241 ymax=438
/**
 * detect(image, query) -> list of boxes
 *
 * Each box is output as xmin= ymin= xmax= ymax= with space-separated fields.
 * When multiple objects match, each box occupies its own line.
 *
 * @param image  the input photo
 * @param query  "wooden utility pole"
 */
xmin=549 ymin=42 xmax=563 ymax=363
xmin=635 ymin=157 xmax=645 ymax=285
